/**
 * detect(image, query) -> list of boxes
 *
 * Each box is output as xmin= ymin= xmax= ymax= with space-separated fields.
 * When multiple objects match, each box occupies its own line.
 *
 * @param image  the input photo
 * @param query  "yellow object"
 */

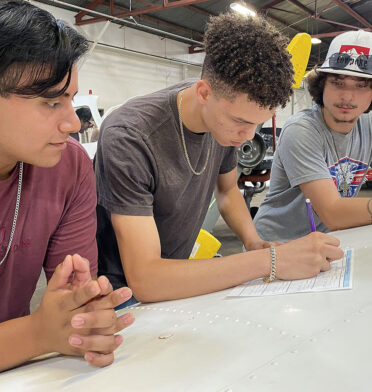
xmin=287 ymin=33 xmax=312 ymax=89
xmin=189 ymin=229 xmax=221 ymax=259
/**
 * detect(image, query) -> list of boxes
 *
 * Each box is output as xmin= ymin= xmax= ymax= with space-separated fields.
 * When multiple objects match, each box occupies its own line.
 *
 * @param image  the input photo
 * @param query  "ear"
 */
xmin=195 ymin=79 xmax=213 ymax=105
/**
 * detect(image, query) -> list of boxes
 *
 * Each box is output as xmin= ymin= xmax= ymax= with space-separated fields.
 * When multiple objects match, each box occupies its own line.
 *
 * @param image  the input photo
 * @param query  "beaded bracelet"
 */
xmin=263 ymin=245 xmax=276 ymax=283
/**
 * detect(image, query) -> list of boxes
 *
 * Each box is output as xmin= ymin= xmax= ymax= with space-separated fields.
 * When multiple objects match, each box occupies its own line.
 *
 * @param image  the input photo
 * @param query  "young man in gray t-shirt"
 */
xmin=96 ymin=13 xmax=344 ymax=306
xmin=254 ymin=30 xmax=372 ymax=242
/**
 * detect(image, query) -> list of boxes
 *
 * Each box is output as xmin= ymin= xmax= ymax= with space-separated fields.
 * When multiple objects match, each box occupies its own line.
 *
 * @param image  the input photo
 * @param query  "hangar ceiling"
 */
xmin=35 ymin=0 xmax=372 ymax=68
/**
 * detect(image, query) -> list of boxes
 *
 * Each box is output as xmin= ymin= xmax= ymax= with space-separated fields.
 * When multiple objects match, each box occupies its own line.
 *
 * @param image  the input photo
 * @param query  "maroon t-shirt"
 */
xmin=0 ymin=138 xmax=98 ymax=322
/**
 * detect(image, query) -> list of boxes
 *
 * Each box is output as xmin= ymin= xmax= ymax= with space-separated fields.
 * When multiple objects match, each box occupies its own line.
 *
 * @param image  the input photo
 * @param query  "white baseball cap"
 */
xmin=318 ymin=30 xmax=372 ymax=79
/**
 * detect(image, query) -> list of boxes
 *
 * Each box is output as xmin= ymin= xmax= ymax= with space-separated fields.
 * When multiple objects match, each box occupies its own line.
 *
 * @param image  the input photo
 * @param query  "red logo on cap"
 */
xmin=339 ymin=45 xmax=370 ymax=55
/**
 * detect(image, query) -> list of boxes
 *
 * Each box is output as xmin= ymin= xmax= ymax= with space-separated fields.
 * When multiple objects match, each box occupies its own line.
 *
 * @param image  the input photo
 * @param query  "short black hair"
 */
xmin=76 ymin=107 xmax=92 ymax=122
xmin=202 ymin=13 xmax=294 ymax=109
xmin=0 ymin=1 xmax=89 ymax=98
xmin=306 ymin=68 xmax=372 ymax=113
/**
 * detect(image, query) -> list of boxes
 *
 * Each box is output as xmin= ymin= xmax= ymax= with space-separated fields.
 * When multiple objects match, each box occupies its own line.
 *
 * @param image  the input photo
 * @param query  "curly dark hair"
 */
xmin=306 ymin=68 xmax=372 ymax=113
xmin=0 ymin=1 xmax=88 ymax=98
xmin=202 ymin=13 xmax=294 ymax=109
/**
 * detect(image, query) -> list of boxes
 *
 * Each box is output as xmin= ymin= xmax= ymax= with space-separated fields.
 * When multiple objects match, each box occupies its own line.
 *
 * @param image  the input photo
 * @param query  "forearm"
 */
xmin=318 ymin=197 xmax=372 ymax=231
xmin=0 ymin=314 xmax=45 ymax=372
xmin=215 ymin=186 xmax=261 ymax=248
xmin=126 ymin=249 xmax=271 ymax=303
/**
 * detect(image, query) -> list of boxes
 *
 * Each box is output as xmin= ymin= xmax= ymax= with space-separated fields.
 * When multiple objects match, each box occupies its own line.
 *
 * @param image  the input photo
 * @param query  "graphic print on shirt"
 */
xmin=329 ymin=157 xmax=368 ymax=197
xmin=0 ymin=227 xmax=31 ymax=256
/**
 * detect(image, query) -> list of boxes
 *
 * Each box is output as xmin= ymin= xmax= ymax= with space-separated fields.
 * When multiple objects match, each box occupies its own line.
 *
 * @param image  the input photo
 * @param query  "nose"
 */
xmin=59 ymin=104 xmax=81 ymax=134
xmin=238 ymin=124 xmax=257 ymax=141
xmin=339 ymin=87 xmax=355 ymax=102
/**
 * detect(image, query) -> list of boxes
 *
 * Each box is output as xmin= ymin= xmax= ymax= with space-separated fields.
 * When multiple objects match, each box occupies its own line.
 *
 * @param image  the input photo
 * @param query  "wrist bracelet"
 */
xmin=263 ymin=245 xmax=276 ymax=283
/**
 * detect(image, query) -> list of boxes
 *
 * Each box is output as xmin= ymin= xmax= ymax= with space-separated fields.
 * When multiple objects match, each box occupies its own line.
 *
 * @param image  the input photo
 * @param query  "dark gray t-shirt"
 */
xmin=95 ymin=80 xmax=237 ymax=289
xmin=254 ymin=105 xmax=372 ymax=242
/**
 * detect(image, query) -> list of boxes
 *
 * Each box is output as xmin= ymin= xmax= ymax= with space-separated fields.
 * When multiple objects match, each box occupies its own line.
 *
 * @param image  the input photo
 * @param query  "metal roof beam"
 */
xmin=105 ymin=0 xmax=210 ymax=18
xmin=331 ymin=0 xmax=372 ymax=30
xmin=269 ymin=6 xmax=304 ymax=17
xmin=263 ymin=0 xmax=340 ymax=33
xmin=259 ymin=0 xmax=285 ymax=10
xmin=133 ymin=0 xmax=204 ymax=36
xmin=318 ymin=0 xmax=334 ymax=15
xmin=264 ymin=12 xmax=303 ymax=33
xmin=75 ymin=0 xmax=203 ymax=38
xmin=285 ymin=0 xmax=339 ymax=31
xmin=75 ymin=0 xmax=105 ymax=22
xmin=287 ymin=0 xmax=313 ymax=16
xmin=139 ymin=13 xmax=203 ymax=38
xmin=312 ymin=30 xmax=353 ymax=38
xmin=186 ymin=5 xmax=214 ymax=17
xmin=259 ymin=1 xmax=313 ymax=34
xmin=133 ymin=0 xmax=214 ymax=18
xmin=313 ymin=16 xmax=362 ymax=31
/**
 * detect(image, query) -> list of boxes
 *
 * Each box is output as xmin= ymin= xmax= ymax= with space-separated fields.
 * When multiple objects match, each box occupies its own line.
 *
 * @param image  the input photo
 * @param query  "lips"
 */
xmin=231 ymin=141 xmax=243 ymax=147
xmin=50 ymin=139 xmax=68 ymax=145
xmin=337 ymin=107 xmax=354 ymax=113
xmin=49 ymin=141 xmax=67 ymax=149
xmin=335 ymin=104 xmax=356 ymax=110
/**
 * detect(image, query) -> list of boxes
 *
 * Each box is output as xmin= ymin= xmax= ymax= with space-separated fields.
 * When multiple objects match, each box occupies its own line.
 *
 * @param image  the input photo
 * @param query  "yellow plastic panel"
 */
xmin=287 ymin=33 xmax=312 ymax=89
xmin=189 ymin=229 xmax=221 ymax=259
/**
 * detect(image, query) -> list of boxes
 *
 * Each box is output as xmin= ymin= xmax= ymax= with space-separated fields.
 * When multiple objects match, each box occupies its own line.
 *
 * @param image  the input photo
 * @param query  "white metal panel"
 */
xmin=1 ymin=225 xmax=371 ymax=391
xmin=30 ymin=1 xmax=201 ymax=111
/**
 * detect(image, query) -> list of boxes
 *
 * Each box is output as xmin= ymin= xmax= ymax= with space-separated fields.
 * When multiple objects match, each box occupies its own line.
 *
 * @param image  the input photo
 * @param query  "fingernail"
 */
xmin=69 ymin=336 xmax=82 ymax=346
xmin=102 ymin=276 xmax=109 ymax=289
xmin=71 ymin=316 xmax=85 ymax=328
xmin=63 ymin=255 xmax=71 ymax=267
xmin=120 ymin=313 xmax=134 ymax=324
xmin=119 ymin=288 xmax=132 ymax=299
xmin=85 ymin=352 xmax=93 ymax=362
xmin=115 ymin=335 xmax=123 ymax=346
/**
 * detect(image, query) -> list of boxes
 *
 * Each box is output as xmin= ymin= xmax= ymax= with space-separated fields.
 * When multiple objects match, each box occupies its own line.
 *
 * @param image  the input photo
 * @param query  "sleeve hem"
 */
xmin=98 ymin=198 xmax=153 ymax=216
xmin=290 ymin=173 xmax=332 ymax=188
xmin=219 ymin=162 xmax=237 ymax=175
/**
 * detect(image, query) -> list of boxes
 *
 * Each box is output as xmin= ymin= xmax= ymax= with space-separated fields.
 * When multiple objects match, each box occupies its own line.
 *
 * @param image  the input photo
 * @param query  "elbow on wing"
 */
xmin=317 ymin=211 xmax=343 ymax=232
xmin=126 ymin=268 xmax=164 ymax=303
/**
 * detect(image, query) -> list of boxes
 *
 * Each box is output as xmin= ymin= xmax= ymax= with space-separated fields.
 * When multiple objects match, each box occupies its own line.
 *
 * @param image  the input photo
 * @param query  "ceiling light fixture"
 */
xmin=311 ymin=37 xmax=322 ymax=44
xmin=230 ymin=3 xmax=256 ymax=17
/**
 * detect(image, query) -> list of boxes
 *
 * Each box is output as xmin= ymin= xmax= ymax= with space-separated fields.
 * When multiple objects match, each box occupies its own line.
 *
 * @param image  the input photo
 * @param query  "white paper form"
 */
xmin=228 ymin=248 xmax=353 ymax=298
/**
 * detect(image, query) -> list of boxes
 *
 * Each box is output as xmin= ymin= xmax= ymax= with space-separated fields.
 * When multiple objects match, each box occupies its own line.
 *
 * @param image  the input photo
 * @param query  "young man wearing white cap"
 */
xmin=254 ymin=30 xmax=372 ymax=242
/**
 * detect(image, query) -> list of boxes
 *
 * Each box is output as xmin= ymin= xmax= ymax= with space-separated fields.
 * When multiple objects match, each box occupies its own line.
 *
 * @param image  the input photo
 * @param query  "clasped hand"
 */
xmin=32 ymin=254 xmax=134 ymax=367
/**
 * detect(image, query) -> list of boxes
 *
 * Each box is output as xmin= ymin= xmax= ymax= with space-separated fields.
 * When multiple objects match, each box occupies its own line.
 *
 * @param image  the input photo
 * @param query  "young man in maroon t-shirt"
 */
xmin=0 ymin=1 xmax=134 ymax=371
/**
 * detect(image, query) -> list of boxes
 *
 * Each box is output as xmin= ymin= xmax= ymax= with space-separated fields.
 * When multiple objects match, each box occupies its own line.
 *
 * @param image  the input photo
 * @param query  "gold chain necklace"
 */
xmin=0 ymin=162 xmax=23 ymax=266
xmin=178 ymin=90 xmax=212 ymax=176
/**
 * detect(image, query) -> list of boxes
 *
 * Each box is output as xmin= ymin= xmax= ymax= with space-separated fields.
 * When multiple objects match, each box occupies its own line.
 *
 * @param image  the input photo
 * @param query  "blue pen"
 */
xmin=305 ymin=198 xmax=316 ymax=232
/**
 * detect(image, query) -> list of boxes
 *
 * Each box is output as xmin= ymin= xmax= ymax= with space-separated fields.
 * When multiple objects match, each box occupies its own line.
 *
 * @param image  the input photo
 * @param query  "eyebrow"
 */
xmin=330 ymin=75 xmax=367 ymax=83
xmin=45 ymin=90 xmax=79 ymax=99
xmin=232 ymin=116 xmax=255 ymax=124
xmin=65 ymin=90 xmax=79 ymax=98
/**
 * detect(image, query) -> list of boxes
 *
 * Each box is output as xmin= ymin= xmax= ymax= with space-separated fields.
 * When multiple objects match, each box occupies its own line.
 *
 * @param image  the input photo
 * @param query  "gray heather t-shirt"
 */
xmin=95 ymin=80 xmax=237 ymax=289
xmin=254 ymin=105 xmax=372 ymax=242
